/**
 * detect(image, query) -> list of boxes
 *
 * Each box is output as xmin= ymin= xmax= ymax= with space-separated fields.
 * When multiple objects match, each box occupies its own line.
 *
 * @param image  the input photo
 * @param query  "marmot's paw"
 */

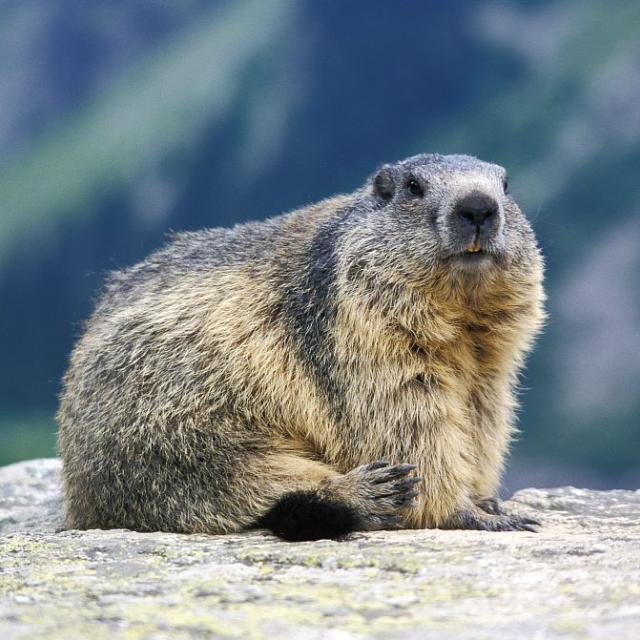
xmin=326 ymin=460 xmax=422 ymax=530
xmin=475 ymin=497 xmax=541 ymax=527
xmin=443 ymin=509 xmax=540 ymax=532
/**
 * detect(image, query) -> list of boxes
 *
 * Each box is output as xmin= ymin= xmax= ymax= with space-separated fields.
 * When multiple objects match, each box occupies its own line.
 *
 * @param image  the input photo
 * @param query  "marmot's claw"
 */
xmin=365 ymin=460 xmax=390 ymax=470
xmin=367 ymin=463 xmax=417 ymax=484
xmin=444 ymin=510 xmax=540 ymax=532
xmin=376 ymin=476 xmax=422 ymax=497
xmin=358 ymin=462 xmax=420 ymax=499
xmin=341 ymin=461 xmax=421 ymax=530
xmin=511 ymin=514 xmax=541 ymax=528
xmin=392 ymin=489 xmax=420 ymax=507
xmin=490 ymin=514 xmax=540 ymax=532
xmin=475 ymin=496 xmax=504 ymax=515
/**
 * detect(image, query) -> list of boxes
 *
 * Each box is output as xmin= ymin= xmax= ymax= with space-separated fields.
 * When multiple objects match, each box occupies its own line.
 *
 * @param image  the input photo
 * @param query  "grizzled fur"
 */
xmin=58 ymin=154 xmax=545 ymax=539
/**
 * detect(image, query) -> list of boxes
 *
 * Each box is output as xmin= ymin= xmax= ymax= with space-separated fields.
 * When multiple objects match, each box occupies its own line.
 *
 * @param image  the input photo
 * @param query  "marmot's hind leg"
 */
xmin=64 ymin=442 xmax=420 ymax=540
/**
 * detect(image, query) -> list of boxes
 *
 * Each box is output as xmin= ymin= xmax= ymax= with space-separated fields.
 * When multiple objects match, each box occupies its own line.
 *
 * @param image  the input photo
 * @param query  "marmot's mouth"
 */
xmin=460 ymin=250 xmax=488 ymax=260
xmin=454 ymin=245 xmax=493 ymax=267
xmin=466 ymin=237 xmax=482 ymax=253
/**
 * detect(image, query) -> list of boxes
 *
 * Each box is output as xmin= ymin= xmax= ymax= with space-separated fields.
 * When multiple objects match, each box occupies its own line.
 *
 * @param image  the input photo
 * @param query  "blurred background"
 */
xmin=1 ymin=0 xmax=639 ymax=492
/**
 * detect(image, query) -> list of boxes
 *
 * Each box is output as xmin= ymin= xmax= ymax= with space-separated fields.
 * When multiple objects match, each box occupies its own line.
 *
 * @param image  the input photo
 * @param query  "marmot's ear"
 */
xmin=372 ymin=165 xmax=396 ymax=202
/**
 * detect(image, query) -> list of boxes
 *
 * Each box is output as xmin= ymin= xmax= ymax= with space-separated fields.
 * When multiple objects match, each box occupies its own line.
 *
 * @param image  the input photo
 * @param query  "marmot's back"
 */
xmin=58 ymin=154 xmax=544 ymax=541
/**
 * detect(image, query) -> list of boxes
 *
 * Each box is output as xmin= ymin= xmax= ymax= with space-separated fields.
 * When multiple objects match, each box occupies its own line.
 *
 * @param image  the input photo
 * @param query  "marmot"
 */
xmin=58 ymin=153 xmax=545 ymax=541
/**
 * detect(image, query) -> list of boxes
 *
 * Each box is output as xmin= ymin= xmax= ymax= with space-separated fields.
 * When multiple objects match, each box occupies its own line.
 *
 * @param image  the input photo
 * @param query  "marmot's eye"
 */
xmin=407 ymin=178 xmax=424 ymax=197
xmin=502 ymin=177 xmax=509 ymax=194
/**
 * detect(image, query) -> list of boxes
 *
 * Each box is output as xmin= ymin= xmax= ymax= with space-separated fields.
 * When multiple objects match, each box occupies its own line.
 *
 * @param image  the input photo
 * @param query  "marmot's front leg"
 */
xmin=259 ymin=460 xmax=421 ymax=541
xmin=322 ymin=461 xmax=422 ymax=530
xmin=476 ymin=495 xmax=541 ymax=528
xmin=444 ymin=498 xmax=540 ymax=532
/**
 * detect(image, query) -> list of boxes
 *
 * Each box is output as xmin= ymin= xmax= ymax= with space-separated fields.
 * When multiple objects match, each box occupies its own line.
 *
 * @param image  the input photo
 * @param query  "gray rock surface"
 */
xmin=1 ymin=459 xmax=639 ymax=639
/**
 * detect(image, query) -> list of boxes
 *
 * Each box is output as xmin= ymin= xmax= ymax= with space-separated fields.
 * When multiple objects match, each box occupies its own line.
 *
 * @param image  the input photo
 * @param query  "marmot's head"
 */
xmin=354 ymin=154 xmax=541 ymax=288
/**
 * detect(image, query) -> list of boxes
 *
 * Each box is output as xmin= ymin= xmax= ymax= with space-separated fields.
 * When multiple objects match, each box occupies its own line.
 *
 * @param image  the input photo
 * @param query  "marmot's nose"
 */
xmin=455 ymin=191 xmax=498 ymax=227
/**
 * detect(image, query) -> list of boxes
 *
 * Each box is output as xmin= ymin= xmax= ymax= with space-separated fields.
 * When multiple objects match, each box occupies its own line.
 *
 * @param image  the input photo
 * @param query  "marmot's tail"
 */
xmin=257 ymin=491 xmax=359 ymax=541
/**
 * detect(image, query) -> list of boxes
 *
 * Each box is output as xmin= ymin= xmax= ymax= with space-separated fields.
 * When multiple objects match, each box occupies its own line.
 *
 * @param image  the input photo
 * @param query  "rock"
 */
xmin=0 ymin=458 xmax=64 ymax=534
xmin=1 ymin=459 xmax=639 ymax=639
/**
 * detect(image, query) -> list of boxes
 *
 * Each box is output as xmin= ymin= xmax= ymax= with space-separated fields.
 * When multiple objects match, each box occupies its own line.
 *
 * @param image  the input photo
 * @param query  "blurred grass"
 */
xmin=0 ymin=412 xmax=57 ymax=466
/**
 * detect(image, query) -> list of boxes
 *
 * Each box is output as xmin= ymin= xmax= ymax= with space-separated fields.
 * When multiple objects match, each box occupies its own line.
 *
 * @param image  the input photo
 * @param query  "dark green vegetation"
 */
xmin=0 ymin=0 xmax=638 ymax=488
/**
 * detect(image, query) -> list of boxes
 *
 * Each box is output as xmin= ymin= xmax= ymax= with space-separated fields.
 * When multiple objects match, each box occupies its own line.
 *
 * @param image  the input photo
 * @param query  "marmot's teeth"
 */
xmin=467 ymin=242 xmax=481 ymax=253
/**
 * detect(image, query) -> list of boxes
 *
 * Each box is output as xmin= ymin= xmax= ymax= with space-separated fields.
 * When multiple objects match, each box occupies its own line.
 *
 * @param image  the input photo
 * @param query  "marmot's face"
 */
xmin=371 ymin=154 xmax=538 ymax=278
